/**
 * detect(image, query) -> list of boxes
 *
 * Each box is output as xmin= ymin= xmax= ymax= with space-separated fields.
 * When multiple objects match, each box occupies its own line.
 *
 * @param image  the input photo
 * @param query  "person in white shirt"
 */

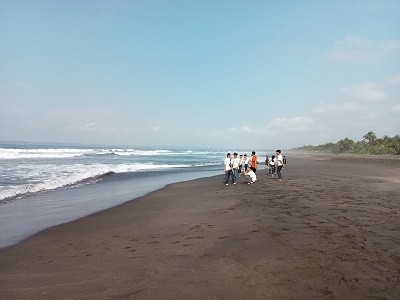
xmin=224 ymin=153 xmax=233 ymax=185
xmin=244 ymin=166 xmax=257 ymax=184
xmin=268 ymin=155 xmax=276 ymax=177
xmin=243 ymin=154 xmax=250 ymax=171
xmin=231 ymin=152 xmax=240 ymax=184
xmin=238 ymin=154 xmax=243 ymax=177
xmin=276 ymin=149 xmax=285 ymax=181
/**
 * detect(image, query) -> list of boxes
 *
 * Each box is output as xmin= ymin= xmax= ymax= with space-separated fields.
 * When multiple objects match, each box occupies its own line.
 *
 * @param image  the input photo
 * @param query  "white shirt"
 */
xmin=232 ymin=157 xmax=240 ymax=168
xmin=277 ymin=154 xmax=283 ymax=166
xmin=247 ymin=170 xmax=257 ymax=182
xmin=224 ymin=157 xmax=232 ymax=171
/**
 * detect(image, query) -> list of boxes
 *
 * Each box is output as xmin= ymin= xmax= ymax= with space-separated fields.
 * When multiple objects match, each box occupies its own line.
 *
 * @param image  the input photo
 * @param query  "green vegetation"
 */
xmin=294 ymin=131 xmax=400 ymax=155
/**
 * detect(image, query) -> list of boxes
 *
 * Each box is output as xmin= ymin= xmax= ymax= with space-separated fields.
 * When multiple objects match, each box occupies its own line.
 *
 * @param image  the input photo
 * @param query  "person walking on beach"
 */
xmin=231 ymin=152 xmax=240 ymax=184
xmin=276 ymin=150 xmax=285 ymax=181
xmin=224 ymin=153 xmax=233 ymax=185
xmin=251 ymin=151 xmax=258 ymax=173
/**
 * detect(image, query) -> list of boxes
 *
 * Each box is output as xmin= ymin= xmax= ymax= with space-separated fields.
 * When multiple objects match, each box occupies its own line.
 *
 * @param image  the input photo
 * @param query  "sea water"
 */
xmin=0 ymin=142 xmax=237 ymax=248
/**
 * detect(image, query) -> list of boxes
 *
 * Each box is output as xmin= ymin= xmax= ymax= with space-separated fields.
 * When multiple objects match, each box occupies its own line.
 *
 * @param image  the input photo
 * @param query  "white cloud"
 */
xmin=227 ymin=127 xmax=254 ymax=133
xmin=66 ymin=122 xmax=101 ymax=132
xmin=383 ymin=40 xmax=400 ymax=51
xmin=326 ymin=48 xmax=374 ymax=62
xmin=340 ymin=83 xmax=388 ymax=102
xmin=391 ymin=103 xmax=400 ymax=114
xmin=269 ymin=116 xmax=313 ymax=132
xmin=387 ymin=73 xmax=400 ymax=85
xmin=306 ymin=73 xmax=400 ymax=145
xmin=239 ymin=126 xmax=253 ymax=133
xmin=344 ymin=36 xmax=367 ymax=47
xmin=326 ymin=36 xmax=374 ymax=62
xmin=82 ymin=122 xmax=99 ymax=131
xmin=313 ymin=102 xmax=361 ymax=114
xmin=326 ymin=36 xmax=400 ymax=62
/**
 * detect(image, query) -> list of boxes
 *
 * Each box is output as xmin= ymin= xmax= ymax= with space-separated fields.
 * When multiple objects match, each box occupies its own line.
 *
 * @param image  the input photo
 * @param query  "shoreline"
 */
xmin=1 ymin=154 xmax=399 ymax=299
xmin=0 ymin=168 xmax=221 ymax=249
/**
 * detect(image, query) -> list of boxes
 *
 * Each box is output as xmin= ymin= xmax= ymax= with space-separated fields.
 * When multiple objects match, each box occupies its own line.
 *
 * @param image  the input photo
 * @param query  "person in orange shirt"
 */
xmin=251 ymin=151 xmax=258 ymax=173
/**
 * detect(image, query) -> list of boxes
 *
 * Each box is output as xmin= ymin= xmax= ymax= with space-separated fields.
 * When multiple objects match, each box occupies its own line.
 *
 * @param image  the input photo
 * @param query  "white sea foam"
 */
xmin=0 ymin=143 xmax=225 ymax=204
xmin=0 ymin=148 xmax=224 ymax=159
xmin=0 ymin=143 xmax=227 ymax=250
xmin=0 ymin=148 xmax=94 ymax=159
xmin=0 ymin=163 xmax=186 ymax=202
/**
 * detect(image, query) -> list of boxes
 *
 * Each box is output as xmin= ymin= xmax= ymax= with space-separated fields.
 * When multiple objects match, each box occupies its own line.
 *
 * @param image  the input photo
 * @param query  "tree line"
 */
xmin=293 ymin=131 xmax=400 ymax=155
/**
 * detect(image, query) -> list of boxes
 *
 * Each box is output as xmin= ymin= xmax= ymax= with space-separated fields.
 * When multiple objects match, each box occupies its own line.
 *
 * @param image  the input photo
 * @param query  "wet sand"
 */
xmin=1 ymin=153 xmax=399 ymax=299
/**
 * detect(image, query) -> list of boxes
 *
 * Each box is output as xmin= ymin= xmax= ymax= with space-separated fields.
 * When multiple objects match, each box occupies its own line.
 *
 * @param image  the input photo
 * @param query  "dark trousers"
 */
xmin=269 ymin=166 xmax=275 ymax=175
xmin=277 ymin=165 xmax=283 ymax=179
xmin=225 ymin=170 xmax=233 ymax=184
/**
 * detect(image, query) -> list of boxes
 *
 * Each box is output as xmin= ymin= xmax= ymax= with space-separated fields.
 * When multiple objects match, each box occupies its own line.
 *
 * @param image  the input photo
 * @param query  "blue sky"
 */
xmin=1 ymin=0 xmax=399 ymax=150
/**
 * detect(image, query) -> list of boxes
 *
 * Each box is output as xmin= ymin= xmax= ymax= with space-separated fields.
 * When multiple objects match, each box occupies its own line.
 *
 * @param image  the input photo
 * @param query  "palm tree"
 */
xmin=338 ymin=138 xmax=355 ymax=152
xmin=362 ymin=131 xmax=377 ymax=145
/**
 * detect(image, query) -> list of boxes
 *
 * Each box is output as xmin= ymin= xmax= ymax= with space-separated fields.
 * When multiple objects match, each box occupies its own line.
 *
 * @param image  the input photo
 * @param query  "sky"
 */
xmin=1 ymin=0 xmax=399 ymax=150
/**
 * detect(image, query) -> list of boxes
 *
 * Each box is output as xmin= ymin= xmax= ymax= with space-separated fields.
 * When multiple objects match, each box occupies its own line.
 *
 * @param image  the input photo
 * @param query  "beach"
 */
xmin=1 ymin=154 xmax=399 ymax=299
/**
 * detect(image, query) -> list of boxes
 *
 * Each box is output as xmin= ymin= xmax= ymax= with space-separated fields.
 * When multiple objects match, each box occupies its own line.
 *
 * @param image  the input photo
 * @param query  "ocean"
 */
xmin=0 ymin=142 xmax=235 ymax=248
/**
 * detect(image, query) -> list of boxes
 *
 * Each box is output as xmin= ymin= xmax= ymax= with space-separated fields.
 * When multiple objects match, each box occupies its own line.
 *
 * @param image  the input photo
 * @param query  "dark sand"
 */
xmin=1 ymin=154 xmax=399 ymax=299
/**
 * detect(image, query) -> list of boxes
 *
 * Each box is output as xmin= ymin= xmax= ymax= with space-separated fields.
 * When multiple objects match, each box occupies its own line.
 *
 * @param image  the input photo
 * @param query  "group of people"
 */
xmin=224 ymin=150 xmax=285 ymax=185
xmin=264 ymin=151 xmax=286 ymax=181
